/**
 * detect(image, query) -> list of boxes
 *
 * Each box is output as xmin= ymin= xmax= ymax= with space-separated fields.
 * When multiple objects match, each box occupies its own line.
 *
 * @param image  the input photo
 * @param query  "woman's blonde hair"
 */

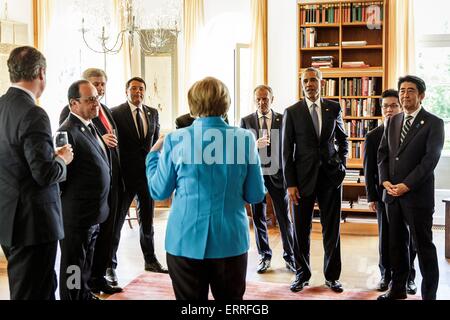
xmin=188 ymin=77 xmax=231 ymax=118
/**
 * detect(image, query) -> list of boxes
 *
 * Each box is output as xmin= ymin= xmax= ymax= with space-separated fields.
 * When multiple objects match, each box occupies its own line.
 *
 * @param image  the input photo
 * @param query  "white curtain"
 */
xmin=387 ymin=0 xmax=415 ymax=88
xmin=250 ymin=0 xmax=268 ymax=88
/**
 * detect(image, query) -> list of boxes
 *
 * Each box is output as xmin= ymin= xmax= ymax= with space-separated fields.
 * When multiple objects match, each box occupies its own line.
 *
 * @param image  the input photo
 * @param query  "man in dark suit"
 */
xmin=59 ymin=69 xmax=123 ymax=293
xmin=111 ymin=77 xmax=167 ymax=273
xmin=0 ymin=46 xmax=73 ymax=300
xmin=58 ymin=80 xmax=111 ymax=300
xmin=364 ymin=89 xmax=417 ymax=293
xmin=282 ymin=67 xmax=348 ymax=293
xmin=240 ymin=85 xmax=295 ymax=274
xmin=175 ymin=112 xmax=229 ymax=129
xmin=377 ymin=75 xmax=444 ymax=300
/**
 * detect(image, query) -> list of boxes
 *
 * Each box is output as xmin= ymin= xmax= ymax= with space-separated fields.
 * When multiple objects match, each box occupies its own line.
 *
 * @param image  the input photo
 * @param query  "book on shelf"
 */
xmin=344 ymin=119 xmax=380 ymax=138
xmin=340 ymin=98 xmax=378 ymax=117
xmin=300 ymin=4 xmax=339 ymax=24
xmin=316 ymin=42 xmax=339 ymax=47
xmin=347 ymin=141 xmax=365 ymax=159
xmin=341 ymin=77 xmax=378 ymax=96
xmin=342 ymin=61 xmax=370 ymax=68
xmin=321 ymin=79 xmax=337 ymax=97
xmin=311 ymin=55 xmax=334 ymax=68
xmin=301 ymin=27 xmax=316 ymax=48
xmin=342 ymin=1 xmax=384 ymax=23
xmin=342 ymin=40 xmax=368 ymax=47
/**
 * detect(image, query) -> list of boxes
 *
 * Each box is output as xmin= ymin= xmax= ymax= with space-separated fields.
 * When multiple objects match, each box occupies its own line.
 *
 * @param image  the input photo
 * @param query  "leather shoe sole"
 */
xmin=91 ymin=284 xmax=123 ymax=295
xmin=377 ymin=291 xmax=407 ymax=300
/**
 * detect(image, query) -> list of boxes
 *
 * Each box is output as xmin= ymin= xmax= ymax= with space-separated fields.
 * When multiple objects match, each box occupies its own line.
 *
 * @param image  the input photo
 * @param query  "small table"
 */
xmin=444 ymin=199 xmax=450 ymax=259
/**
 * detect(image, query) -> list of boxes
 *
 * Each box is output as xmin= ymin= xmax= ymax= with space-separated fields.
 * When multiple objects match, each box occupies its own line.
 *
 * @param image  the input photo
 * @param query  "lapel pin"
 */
xmin=420 ymin=120 xmax=425 ymax=125
xmin=81 ymin=127 xmax=85 ymax=132
xmin=326 ymin=109 xmax=330 ymax=112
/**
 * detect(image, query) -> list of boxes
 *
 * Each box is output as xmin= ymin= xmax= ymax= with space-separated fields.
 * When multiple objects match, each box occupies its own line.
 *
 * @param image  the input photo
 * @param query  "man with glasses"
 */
xmin=363 ymin=89 xmax=417 ymax=294
xmin=58 ymin=80 xmax=111 ymax=300
xmin=60 ymin=69 xmax=124 ymax=293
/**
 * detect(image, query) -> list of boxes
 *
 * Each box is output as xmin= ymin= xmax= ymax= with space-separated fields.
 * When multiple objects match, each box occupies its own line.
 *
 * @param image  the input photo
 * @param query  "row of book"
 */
xmin=301 ymin=27 xmax=317 ymax=48
xmin=300 ymin=4 xmax=339 ymax=24
xmin=352 ymin=195 xmax=369 ymax=210
xmin=342 ymin=61 xmax=370 ymax=68
xmin=321 ymin=79 xmax=338 ymax=97
xmin=344 ymin=169 xmax=362 ymax=183
xmin=341 ymin=2 xmax=384 ymax=23
xmin=340 ymin=98 xmax=379 ymax=117
xmin=341 ymin=77 xmax=379 ymax=97
xmin=345 ymin=119 xmax=380 ymax=138
xmin=348 ymin=141 xmax=365 ymax=159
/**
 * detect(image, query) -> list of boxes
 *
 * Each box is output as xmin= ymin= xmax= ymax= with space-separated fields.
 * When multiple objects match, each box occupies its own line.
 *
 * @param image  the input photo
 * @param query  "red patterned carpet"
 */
xmin=107 ymin=273 xmax=421 ymax=300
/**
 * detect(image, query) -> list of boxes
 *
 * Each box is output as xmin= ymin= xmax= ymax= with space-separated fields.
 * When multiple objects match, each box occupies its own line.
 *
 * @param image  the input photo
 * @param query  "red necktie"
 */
xmin=98 ymin=107 xmax=113 ymax=134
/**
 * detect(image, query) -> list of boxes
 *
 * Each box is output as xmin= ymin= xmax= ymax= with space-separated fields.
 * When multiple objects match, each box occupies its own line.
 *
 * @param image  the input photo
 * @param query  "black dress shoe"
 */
xmin=105 ymin=268 xmax=118 ymax=286
xmin=145 ymin=260 xmax=169 ymax=273
xmin=325 ymin=280 xmax=344 ymax=293
xmin=290 ymin=275 xmax=309 ymax=292
xmin=91 ymin=283 xmax=123 ymax=294
xmin=376 ymin=278 xmax=391 ymax=292
xmin=256 ymin=258 xmax=271 ymax=274
xmin=285 ymin=260 xmax=296 ymax=273
xmin=377 ymin=289 xmax=407 ymax=300
xmin=406 ymin=280 xmax=417 ymax=295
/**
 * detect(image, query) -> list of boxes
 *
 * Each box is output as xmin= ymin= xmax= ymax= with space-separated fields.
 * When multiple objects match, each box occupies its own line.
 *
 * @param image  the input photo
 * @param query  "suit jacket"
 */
xmin=111 ymin=102 xmax=159 ymax=192
xmin=282 ymin=99 xmax=348 ymax=197
xmin=378 ymin=109 xmax=444 ymax=208
xmin=175 ymin=113 xmax=229 ymax=129
xmin=58 ymin=114 xmax=111 ymax=228
xmin=146 ymin=117 xmax=266 ymax=259
xmin=0 ymin=87 xmax=66 ymax=246
xmin=364 ymin=124 xmax=384 ymax=203
xmin=60 ymin=103 xmax=124 ymax=192
xmin=240 ymin=110 xmax=284 ymax=189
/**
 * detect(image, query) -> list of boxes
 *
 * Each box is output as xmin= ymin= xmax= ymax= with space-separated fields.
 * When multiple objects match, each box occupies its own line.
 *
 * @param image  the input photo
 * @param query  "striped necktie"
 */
xmin=400 ymin=115 xmax=413 ymax=144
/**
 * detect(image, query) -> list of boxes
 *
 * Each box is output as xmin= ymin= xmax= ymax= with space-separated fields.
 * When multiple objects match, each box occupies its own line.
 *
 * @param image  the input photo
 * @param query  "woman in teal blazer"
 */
xmin=146 ymin=77 xmax=266 ymax=300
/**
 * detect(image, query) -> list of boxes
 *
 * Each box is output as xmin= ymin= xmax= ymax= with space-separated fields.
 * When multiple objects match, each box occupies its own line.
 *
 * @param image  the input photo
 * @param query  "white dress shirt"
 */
xmin=257 ymin=109 xmax=273 ymax=137
xmin=71 ymin=112 xmax=108 ymax=157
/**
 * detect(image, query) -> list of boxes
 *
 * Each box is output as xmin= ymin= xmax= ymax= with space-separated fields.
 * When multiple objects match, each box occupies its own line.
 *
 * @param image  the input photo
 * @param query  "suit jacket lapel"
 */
xmin=122 ymin=104 xmax=141 ymax=143
xmin=320 ymin=99 xmax=332 ymax=143
xmin=271 ymin=111 xmax=282 ymax=131
xmin=397 ymin=109 xmax=427 ymax=155
xmin=71 ymin=115 xmax=110 ymax=166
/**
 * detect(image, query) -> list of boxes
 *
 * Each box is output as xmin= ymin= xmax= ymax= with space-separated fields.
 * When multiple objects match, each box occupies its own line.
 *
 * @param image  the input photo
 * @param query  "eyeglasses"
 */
xmin=382 ymin=104 xmax=400 ymax=110
xmin=76 ymin=96 xmax=100 ymax=104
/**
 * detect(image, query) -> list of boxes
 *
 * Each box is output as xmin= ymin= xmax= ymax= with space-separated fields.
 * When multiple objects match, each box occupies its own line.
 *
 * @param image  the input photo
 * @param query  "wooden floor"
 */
xmin=1 ymin=209 xmax=450 ymax=300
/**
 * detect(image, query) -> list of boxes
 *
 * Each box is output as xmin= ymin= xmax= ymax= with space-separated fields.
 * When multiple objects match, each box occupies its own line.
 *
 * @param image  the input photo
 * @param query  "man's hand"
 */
xmin=287 ymin=187 xmax=300 ymax=206
xmin=369 ymin=202 xmax=377 ymax=212
xmin=102 ymin=133 xmax=118 ymax=148
xmin=256 ymin=137 xmax=270 ymax=149
xmin=150 ymin=134 xmax=165 ymax=153
xmin=390 ymin=183 xmax=410 ymax=197
xmin=383 ymin=181 xmax=395 ymax=196
xmin=55 ymin=144 xmax=74 ymax=165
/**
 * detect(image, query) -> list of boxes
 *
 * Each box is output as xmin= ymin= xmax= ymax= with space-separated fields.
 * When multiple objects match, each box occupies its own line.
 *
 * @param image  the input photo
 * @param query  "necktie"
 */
xmin=400 ymin=115 xmax=413 ymax=144
xmin=98 ymin=106 xmax=113 ymax=134
xmin=88 ymin=123 xmax=98 ymax=139
xmin=136 ymin=108 xmax=145 ymax=141
xmin=89 ymin=123 xmax=108 ymax=158
xmin=261 ymin=115 xmax=269 ymax=138
xmin=311 ymin=103 xmax=320 ymax=138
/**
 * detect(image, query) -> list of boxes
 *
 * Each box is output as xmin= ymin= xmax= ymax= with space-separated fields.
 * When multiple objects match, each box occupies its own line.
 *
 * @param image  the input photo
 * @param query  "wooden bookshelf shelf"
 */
xmin=301 ymin=47 xmax=340 ymax=51
xmin=341 ymin=45 xmax=383 ymax=50
xmin=348 ymin=137 xmax=366 ymax=141
xmin=301 ymin=23 xmax=340 ymax=28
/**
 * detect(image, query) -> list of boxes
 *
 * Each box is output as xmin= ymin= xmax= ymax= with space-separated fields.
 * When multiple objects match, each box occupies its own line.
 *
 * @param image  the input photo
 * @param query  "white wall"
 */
xmin=1 ymin=0 xmax=33 ymax=45
xmin=268 ymin=0 xmax=298 ymax=113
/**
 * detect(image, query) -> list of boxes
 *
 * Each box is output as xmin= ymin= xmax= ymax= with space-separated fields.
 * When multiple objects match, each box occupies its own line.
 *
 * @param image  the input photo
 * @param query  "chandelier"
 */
xmin=80 ymin=0 xmax=181 ymax=55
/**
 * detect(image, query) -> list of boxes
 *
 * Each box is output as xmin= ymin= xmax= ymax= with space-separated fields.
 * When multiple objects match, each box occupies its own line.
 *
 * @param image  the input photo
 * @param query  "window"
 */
xmin=414 ymin=0 xmax=450 ymax=155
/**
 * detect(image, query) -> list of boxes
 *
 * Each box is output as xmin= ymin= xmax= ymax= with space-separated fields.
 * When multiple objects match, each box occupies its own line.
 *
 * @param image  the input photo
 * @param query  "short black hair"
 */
xmin=126 ymin=77 xmax=146 ymax=90
xmin=68 ymin=80 xmax=91 ymax=105
xmin=380 ymin=89 xmax=399 ymax=104
xmin=398 ymin=75 xmax=426 ymax=95
xmin=7 ymin=46 xmax=46 ymax=83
